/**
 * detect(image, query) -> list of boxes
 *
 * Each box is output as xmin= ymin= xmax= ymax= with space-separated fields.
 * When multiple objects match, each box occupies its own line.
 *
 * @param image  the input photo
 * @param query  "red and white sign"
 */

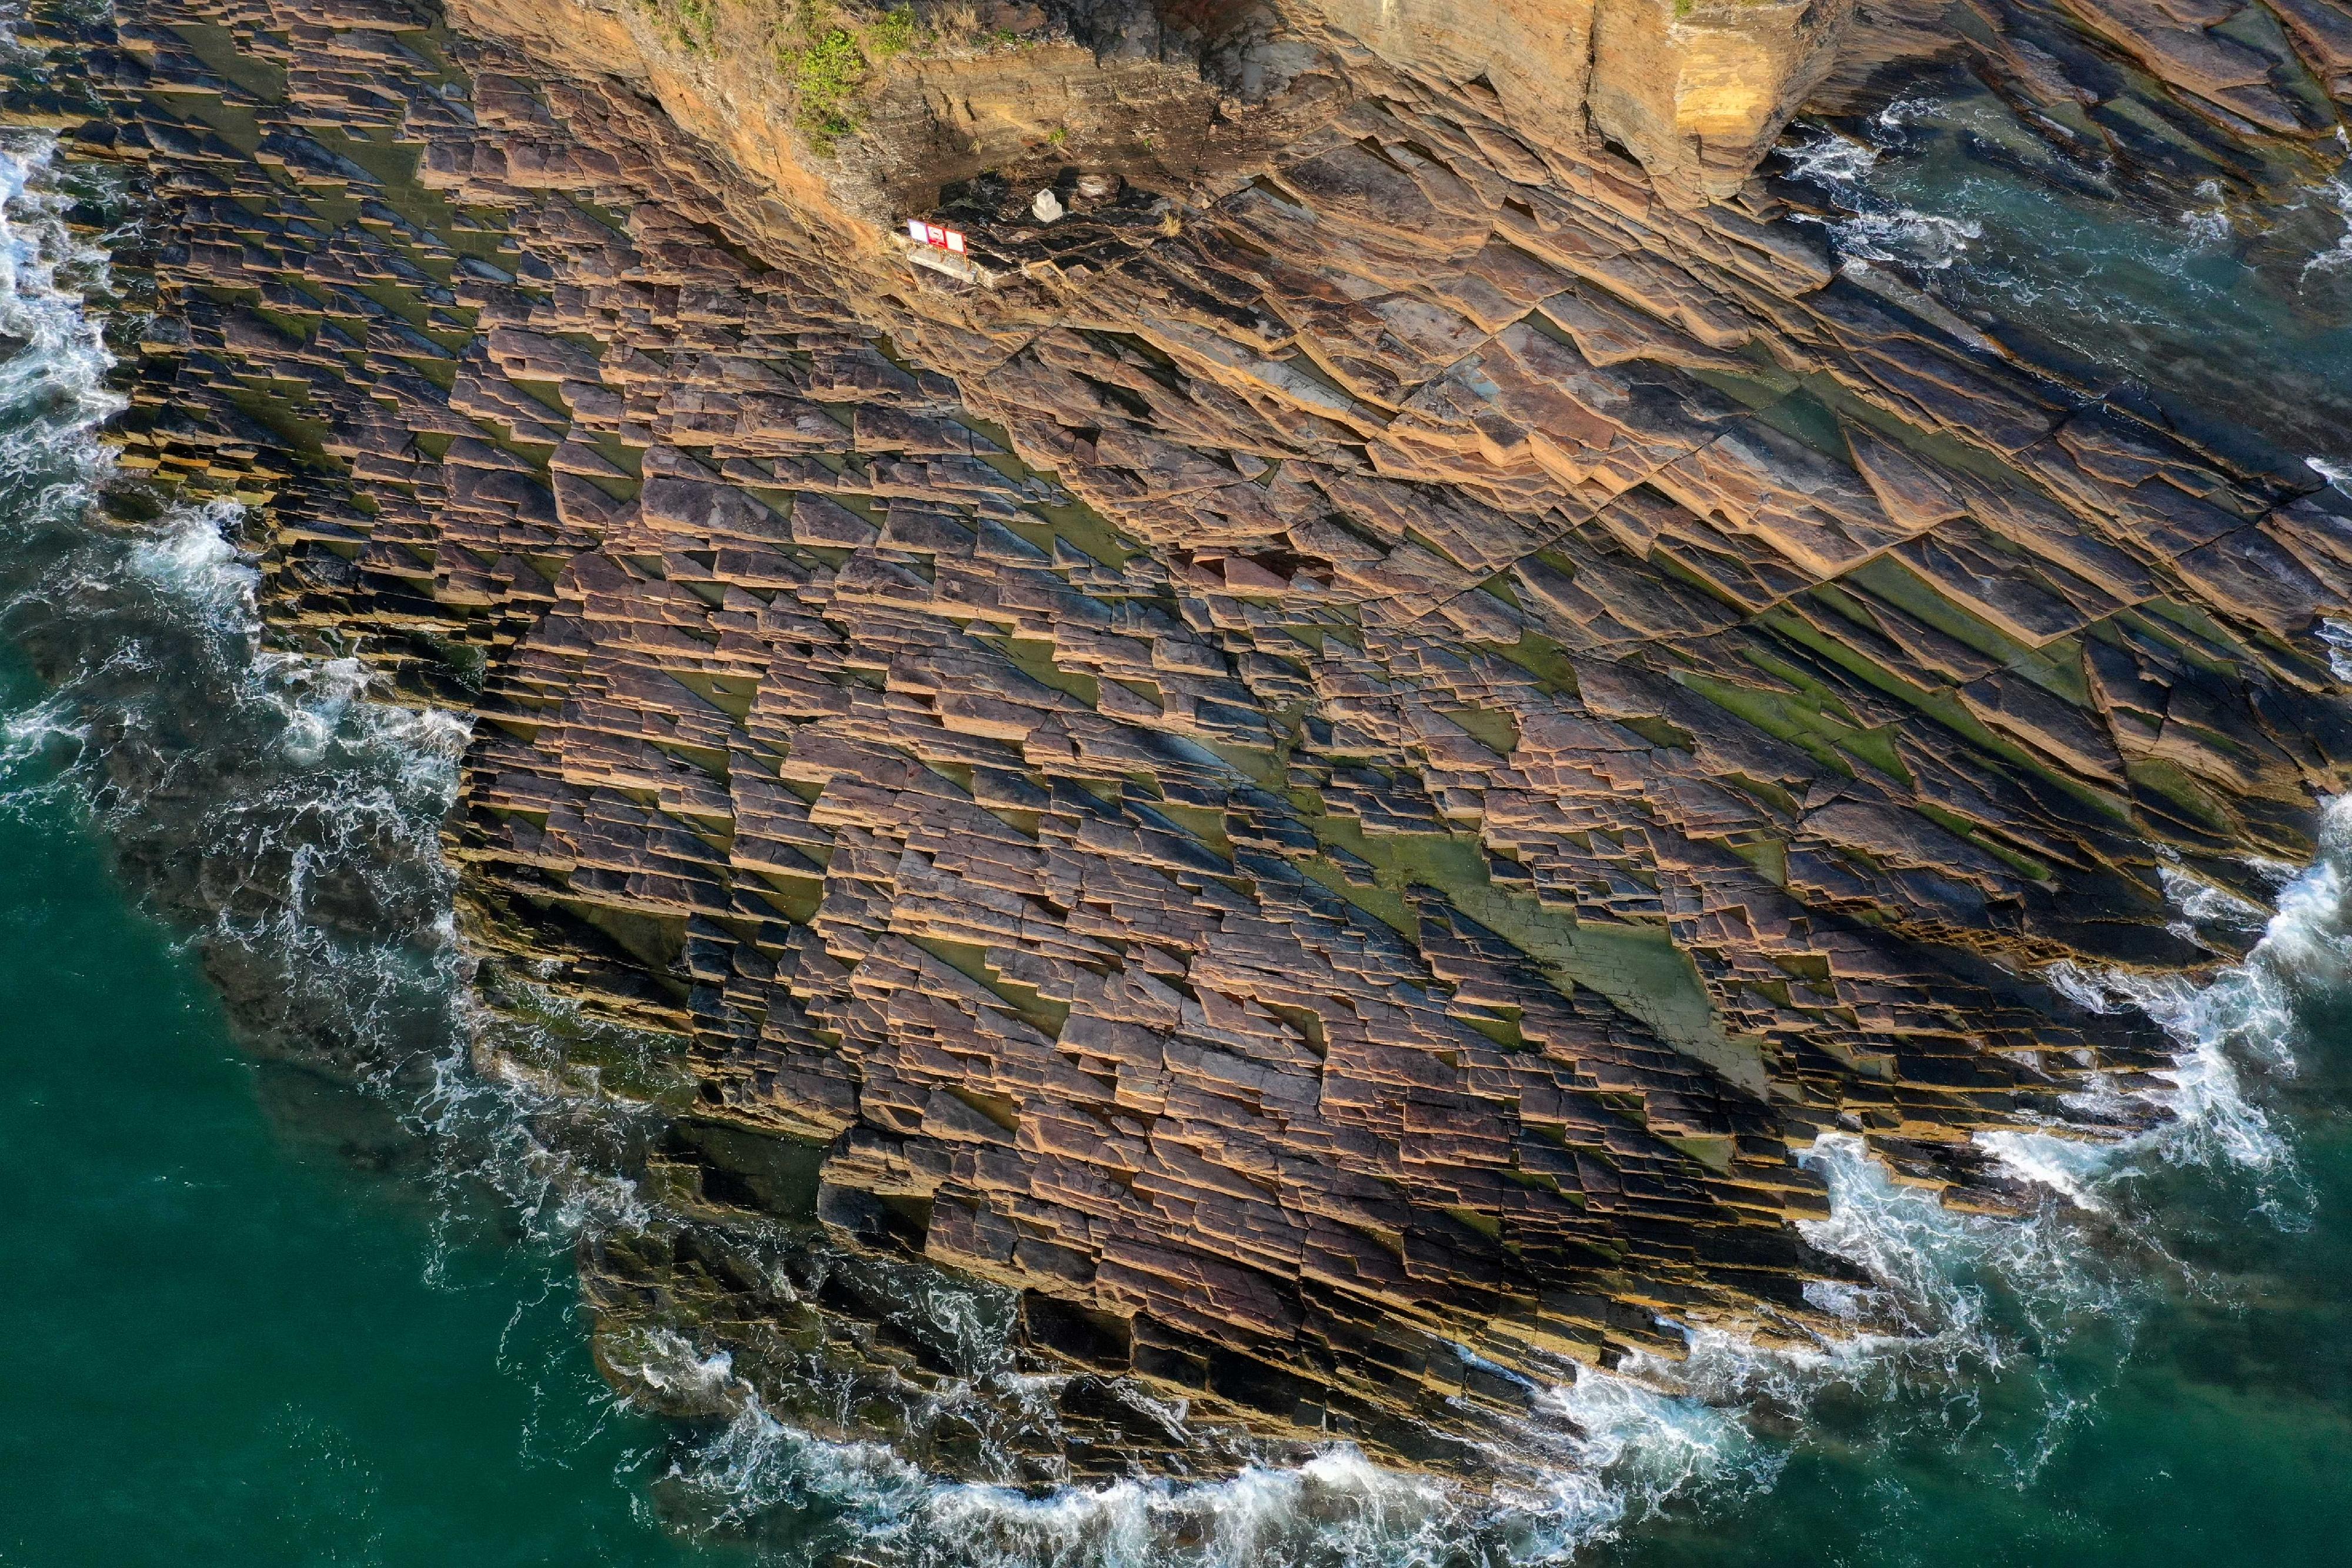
xmin=906 ymin=219 xmax=966 ymax=254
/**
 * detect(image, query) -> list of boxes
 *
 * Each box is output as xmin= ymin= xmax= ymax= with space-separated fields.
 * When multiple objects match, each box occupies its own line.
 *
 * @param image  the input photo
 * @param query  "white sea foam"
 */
xmin=629 ymin=1315 xmax=1748 ymax=1568
xmin=1979 ymin=801 xmax=2352 ymax=1213
xmin=1780 ymin=126 xmax=1882 ymax=188
xmin=1972 ymin=1129 xmax=2118 ymax=1214
xmin=2157 ymin=861 xmax=2270 ymax=936
xmin=0 ymin=129 xmax=647 ymax=1264
xmin=1779 ymin=106 xmax=1983 ymax=272
xmin=0 ymin=687 xmax=80 ymax=783
xmin=2295 ymin=165 xmax=2352 ymax=278
xmin=2179 ymin=179 xmax=2233 ymax=248
xmin=125 ymin=498 xmax=257 ymax=603
xmin=0 ymin=132 xmax=122 ymax=824
xmin=0 ymin=136 xmax=118 ymax=446
xmin=2323 ymin=617 xmax=2352 ymax=686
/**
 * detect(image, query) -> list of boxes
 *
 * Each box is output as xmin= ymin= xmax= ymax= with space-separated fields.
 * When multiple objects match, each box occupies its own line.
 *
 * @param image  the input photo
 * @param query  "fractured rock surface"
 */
xmin=20 ymin=0 xmax=2352 ymax=1470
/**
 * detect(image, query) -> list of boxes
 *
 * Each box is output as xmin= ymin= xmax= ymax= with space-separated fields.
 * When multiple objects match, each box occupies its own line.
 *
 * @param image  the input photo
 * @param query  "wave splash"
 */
xmin=600 ymin=1119 xmax=2153 ymax=1567
xmin=1971 ymin=802 xmax=2352 ymax=1239
xmin=623 ymin=1317 xmax=1785 ymax=1568
xmin=1779 ymin=104 xmax=1984 ymax=272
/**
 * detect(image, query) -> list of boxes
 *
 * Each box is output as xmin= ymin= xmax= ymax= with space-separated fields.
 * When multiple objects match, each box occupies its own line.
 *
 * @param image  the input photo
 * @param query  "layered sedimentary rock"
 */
xmin=16 ymin=0 xmax=2352 ymax=1472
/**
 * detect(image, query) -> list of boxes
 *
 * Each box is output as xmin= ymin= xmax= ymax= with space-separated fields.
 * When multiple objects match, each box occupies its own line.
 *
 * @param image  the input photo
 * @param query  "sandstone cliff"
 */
xmin=444 ymin=0 xmax=1857 ymax=214
xmin=16 ymin=0 xmax=2352 ymax=1476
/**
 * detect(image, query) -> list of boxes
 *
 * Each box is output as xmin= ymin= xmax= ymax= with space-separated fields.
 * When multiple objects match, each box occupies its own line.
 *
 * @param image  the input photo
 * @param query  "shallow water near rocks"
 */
xmin=0 ymin=764 xmax=711 ymax=1567
xmin=1776 ymin=73 xmax=2352 ymax=484
xmin=0 ymin=77 xmax=2349 ymax=1568
xmin=1587 ymin=1087 xmax=2352 ymax=1567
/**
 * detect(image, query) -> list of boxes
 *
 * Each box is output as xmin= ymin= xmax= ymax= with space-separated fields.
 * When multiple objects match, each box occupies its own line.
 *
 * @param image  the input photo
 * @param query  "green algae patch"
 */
xmin=1677 ymin=668 xmax=1865 ymax=777
xmin=1661 ymin=1133 xmax=1736 ymax=1173
xmin=671 ymin=1118 xmax=828 ymax=1219
xmin=1202 ymin=740 xmax=1288 ymax=791
xmin=476 ymin=972 xmax=700 ymax=1109
xmin=983 ymin=633 xmax=1101 ymax=708
xmin=1762 ymin=603 xmax=2134 ymax=824
xmin=1846 ymin=555 xmax=2037 ymax=663
xmin=1491 ymin=628 xmax=1582 ymax=695
xmin=1295 ymin=811 xmax=1759 ymax=1094
xmin=1451 ymin=704 xmax=1521 ymax=757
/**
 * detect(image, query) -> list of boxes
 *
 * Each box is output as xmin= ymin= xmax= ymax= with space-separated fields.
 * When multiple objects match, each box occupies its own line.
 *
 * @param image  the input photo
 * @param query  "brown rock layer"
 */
xmin=25 ymin=0 xmax=2352 ymax=1469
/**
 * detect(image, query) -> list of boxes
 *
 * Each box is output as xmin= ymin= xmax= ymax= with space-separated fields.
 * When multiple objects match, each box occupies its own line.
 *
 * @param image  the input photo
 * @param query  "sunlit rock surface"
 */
xmin=15 ymin=0 xmax=2352 ymax=1471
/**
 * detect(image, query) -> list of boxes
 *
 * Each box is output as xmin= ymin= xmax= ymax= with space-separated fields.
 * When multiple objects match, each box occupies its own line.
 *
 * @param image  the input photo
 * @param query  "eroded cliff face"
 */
xmin=20 ymin=0 xmax=2352 ymax=1479
xmin=1588 ymin=0 xmax=1856 ymax=200
xmin=1286 ymin=0 xmax=1856 ymax=200
xmin=436 ymin=0 xmax=1858 ymax=243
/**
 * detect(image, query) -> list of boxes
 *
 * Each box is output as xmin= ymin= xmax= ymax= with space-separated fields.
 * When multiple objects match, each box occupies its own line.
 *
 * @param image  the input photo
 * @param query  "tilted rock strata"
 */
xmin=27 ymin=0 xmax=2352 ymax=1469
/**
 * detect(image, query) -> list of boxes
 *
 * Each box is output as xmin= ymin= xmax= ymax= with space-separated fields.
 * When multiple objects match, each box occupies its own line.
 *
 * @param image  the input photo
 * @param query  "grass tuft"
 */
xmin=777 ymin=6 xmax=921 ymax=152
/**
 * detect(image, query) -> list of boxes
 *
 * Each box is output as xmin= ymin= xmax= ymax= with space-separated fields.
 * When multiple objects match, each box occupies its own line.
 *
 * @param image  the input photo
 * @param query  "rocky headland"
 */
xmin=9 ymin=0 xmax=2352 ymax=1486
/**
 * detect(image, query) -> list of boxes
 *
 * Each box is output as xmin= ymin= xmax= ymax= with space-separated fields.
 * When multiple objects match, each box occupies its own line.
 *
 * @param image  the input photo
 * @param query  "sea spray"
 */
xmin=1975 ymin=801 xmax=2352 ymax=1225
xmin=632 ymin=1318 xmax=1633 ymax=1568
xmin=2294 ymin=153 xmax=2352 ymax=279
xmin=0 ymin=126 xmax=697 ymax=1266
xmin=1578 ymin=1134 xmax=2135 ymax=1486
xmin=628 ymin=1133 xmax=2151 ymax=1562
xmin=1778 ymin=109 xmax=1983 ymax=272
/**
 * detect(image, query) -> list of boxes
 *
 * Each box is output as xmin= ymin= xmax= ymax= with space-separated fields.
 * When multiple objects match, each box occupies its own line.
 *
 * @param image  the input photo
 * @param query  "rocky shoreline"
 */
xmin=10 ymin=0 xmax=2352 ymax=1479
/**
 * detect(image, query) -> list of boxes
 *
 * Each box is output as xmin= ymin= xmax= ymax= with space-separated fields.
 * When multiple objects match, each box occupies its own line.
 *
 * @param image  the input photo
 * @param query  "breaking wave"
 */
xmin=2294 ymin=162 xmax=2352 ymax=279
xmin=1981 ymin=803 xmax=2352 ymax=1227
xmin=2311 ymin=456 xmax=2352 ymax=500
xmin=602 ymin=1118 xmax=2153 ymax=1567
xmin=626 ymin=1325 xmax=1779 ymax=1568
xmin=0 ymin=113 xmax=672 ymax=1238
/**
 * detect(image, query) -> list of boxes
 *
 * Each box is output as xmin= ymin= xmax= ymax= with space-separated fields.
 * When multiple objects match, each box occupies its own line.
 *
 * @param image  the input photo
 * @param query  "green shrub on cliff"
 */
xmin=777 ymin=5 xmax=920 ymax=151
xmin=784 ymin=25 xmax=867 ymax=140
xmin=867 ymin=5 xmax=918 ymax=60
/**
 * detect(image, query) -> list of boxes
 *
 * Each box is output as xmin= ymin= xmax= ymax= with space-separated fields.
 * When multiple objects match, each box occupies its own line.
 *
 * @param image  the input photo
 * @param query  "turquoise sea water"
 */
xmin=1773 ymin=73 xmax=2352 ymax=484
xmin=0 ymin=81 xmax=2348 ymax=1564
xmin=1592 ymin=1114 xmax=2352 ymax=1568
xmin=0 ymin=772 xmax=701 ymax=1567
